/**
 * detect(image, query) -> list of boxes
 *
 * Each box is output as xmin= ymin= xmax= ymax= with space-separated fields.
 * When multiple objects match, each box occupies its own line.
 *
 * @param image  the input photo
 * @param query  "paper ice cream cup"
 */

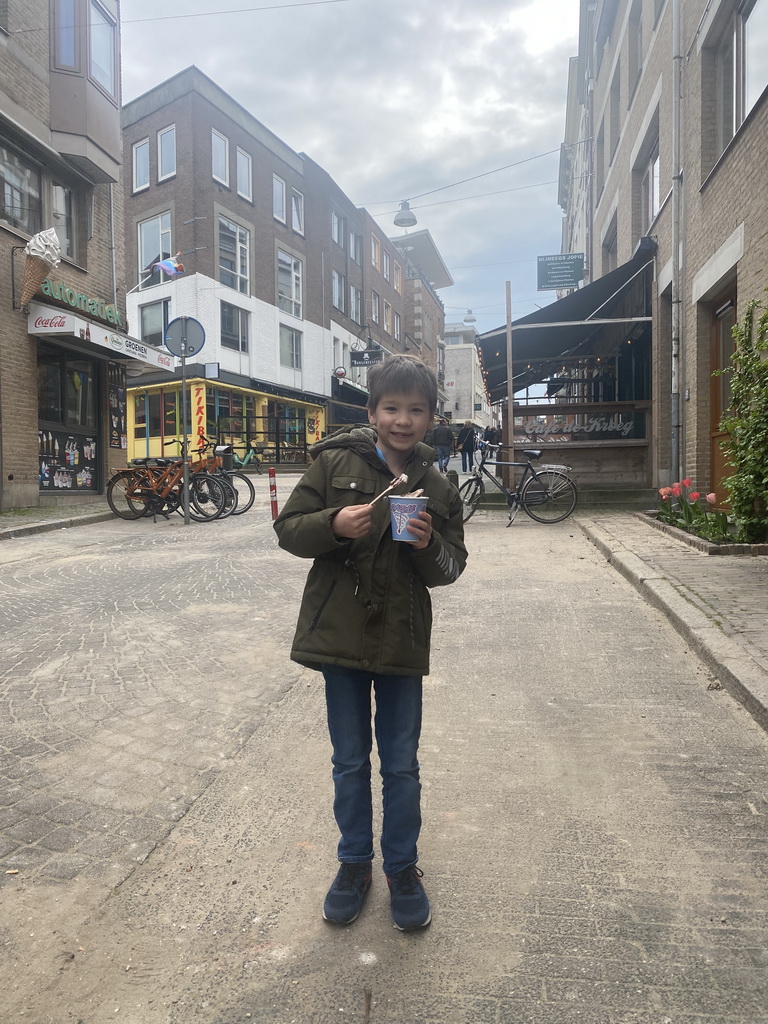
xmin=389 ymin=495 xmax=427 ymax=542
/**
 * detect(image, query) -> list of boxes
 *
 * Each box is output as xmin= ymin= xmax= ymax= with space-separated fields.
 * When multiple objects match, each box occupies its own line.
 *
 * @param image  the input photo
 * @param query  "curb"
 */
xmin=577 ymin=516 xmax=768 ymax=734
xmin=0 ymin=511 xmax=115 ymax=541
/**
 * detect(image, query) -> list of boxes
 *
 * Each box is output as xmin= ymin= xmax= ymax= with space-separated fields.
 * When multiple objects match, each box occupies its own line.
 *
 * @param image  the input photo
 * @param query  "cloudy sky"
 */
xmin=121 ymin=0 xmax=580 ymax=336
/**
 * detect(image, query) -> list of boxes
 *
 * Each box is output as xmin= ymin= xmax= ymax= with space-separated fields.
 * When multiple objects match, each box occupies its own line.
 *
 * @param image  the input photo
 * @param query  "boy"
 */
xmin=274 ymin=355 xmax=467 ymax=931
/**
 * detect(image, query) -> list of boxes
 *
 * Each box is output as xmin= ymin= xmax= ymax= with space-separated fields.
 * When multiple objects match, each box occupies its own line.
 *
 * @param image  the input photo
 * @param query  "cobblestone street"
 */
xmin=0 ymin=502 xmax=767 ymax=1023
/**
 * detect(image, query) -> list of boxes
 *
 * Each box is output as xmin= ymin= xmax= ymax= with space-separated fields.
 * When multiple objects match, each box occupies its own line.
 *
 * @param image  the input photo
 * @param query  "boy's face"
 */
xmin=368 ymin=390 xmax=433 ymax=462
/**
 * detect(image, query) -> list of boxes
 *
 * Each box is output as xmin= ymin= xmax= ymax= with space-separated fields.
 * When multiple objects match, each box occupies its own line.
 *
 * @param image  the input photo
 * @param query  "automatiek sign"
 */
xmin=39 ymin=278 xmax=127 ymax=330
xmin=537 ymin=253 xmax=585 ymax=291
xmin=27 ymin=303 xmax=174 ymax=370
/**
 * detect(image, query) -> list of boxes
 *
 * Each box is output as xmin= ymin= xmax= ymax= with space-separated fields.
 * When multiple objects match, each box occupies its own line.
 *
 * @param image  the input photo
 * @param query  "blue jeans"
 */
xmin=436 ymin=445 xmax=451 ymax=471
xmin=322 ymin=666 xmax=423 ymax=876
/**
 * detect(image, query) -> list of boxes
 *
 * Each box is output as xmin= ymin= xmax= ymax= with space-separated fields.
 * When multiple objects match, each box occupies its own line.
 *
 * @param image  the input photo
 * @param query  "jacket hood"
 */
xmin=310 ymin=424 xmax=435 ymax=473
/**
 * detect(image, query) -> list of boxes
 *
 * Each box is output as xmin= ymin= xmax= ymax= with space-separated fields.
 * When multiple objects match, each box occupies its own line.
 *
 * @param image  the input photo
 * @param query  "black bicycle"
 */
xmin=459 ymin=441 xmax=578 ymax=525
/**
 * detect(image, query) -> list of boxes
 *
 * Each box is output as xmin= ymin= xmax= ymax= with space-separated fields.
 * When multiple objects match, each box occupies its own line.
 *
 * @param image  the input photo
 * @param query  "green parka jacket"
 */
xmin=273 ymin=425 xmax=467 ymax=676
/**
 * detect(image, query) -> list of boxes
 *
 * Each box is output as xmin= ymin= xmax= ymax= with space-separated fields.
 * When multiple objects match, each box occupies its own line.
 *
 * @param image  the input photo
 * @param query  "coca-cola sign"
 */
xmin=34 ymin=315 xmax=68 ymax=329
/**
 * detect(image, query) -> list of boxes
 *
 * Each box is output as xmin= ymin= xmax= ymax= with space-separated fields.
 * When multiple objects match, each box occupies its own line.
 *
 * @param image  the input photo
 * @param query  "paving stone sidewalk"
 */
xmin=577 ymin=512 xmax=768 ymax=731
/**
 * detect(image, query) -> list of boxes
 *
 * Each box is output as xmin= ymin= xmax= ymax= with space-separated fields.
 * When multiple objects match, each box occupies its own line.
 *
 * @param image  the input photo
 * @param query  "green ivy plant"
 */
xmin=717 ymin=294 xmax=768 ymax=543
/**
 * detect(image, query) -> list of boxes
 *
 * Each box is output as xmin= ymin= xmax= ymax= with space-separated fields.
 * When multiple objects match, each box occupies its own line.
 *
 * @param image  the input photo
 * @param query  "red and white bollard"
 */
xmin=269 ymin=467 xmax=279 ymax=520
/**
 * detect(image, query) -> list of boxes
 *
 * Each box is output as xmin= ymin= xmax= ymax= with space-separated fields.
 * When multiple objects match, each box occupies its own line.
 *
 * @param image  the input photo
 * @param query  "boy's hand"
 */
xmin=331 ymin=504 xmax=373 ymax=539
xmin=407 ymin=510 xmax=433 ymax=549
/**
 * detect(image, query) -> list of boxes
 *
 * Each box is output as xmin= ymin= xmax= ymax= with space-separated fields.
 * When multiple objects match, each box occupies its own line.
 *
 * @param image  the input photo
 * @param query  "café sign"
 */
xmin=27 ymin=302 xmax=174 ymax=370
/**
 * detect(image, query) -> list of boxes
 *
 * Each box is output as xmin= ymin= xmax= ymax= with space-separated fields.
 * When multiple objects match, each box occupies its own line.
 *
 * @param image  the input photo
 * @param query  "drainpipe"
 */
xmin=108 ymin=183 xmax=118 ymax=308
xmin=670 ymin=0 xmax=682 ymax=481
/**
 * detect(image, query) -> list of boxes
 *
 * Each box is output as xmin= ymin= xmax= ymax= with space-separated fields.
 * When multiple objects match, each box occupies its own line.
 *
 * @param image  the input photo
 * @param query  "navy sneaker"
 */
xmin=323 ymin=862 xmax=372 ymax=925
xmin=386 ymin=865 xmax=431 ymax=930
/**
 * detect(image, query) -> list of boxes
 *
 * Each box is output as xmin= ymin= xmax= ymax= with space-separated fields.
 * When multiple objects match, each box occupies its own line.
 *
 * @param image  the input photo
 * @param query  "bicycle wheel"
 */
xmin=107 ymin=472 xmax=150 ymax=519
xmin=227 ymin=471 xmax=255 ymax=515
xmin=189 ymin=474 xmax=229 ymax=521
xmin=520 ymin=470 xmax=577 ymax=523
xmin=458 ymin=477 xmax=484 ymax=522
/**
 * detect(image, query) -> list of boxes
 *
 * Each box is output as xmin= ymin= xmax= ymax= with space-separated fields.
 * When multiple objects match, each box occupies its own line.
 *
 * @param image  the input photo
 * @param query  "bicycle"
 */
xmin=458 ymin=441 xmax=578 ymax=525
xmin=229 ymin=442 xmax=264 ymax=475
xmin=198 ymin=437 xmax=256 ymax=515
xmin=106 ymin=446 xmax=232 ymax=522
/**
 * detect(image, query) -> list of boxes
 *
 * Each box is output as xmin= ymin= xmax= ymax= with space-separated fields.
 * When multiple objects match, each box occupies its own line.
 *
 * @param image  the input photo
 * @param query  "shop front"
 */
xmin=127 ymin=377 xmax=327 ymax=464
xmin=28 ymin=302 xmax=174 ymax=495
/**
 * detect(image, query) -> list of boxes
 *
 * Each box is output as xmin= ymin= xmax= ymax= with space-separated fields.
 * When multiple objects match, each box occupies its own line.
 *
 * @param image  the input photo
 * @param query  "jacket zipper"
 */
xmin=308 ymin=578 xmax=338 ymax=633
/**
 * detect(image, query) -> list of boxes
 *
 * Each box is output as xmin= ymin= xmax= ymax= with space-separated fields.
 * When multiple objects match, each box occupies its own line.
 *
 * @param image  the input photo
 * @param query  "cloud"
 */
xmin=121 ymin=0 xmax=579 ymax=332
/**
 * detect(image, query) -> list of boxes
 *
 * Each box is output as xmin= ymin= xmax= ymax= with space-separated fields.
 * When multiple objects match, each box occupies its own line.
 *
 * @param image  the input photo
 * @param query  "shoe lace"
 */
xmin=392 ymin=866 xmax=424 ymax=895
xmin=337 ymin=864 xmax=369 ymax=892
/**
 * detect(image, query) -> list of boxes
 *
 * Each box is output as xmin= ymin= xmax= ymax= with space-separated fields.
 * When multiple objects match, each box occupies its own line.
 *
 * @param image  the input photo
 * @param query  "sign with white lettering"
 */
xmin=27 ymin=303 xmax=174 ymax=370
xmin=537 ymin=253 xmax=585 ymax=291
xmin=350 ymin=348 xmax=384 ymax=366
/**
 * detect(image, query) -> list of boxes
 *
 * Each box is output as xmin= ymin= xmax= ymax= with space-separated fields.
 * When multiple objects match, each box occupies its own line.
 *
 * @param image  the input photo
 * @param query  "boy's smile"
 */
xmin=368 ymin=390 xmax=433 ymax=466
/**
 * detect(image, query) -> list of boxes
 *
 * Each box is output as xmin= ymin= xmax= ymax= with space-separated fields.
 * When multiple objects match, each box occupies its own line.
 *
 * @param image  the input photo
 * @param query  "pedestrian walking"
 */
xmin=432 ymin=417 xmax=453 ymax=473
xmin=274 ymin=355 xmax=468 ymax=932
xmin=457 ymin=420 xmax=476 ymax=473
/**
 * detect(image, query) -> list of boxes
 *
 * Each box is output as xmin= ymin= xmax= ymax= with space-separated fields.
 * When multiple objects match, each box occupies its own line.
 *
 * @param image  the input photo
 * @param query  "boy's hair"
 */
xmin=366 ymin=354 xmax=438 ymax=412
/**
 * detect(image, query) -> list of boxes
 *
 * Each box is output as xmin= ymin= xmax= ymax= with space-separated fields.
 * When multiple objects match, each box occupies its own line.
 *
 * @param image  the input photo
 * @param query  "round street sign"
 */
xmin=164 ymin=316 xmax=206 ymax=358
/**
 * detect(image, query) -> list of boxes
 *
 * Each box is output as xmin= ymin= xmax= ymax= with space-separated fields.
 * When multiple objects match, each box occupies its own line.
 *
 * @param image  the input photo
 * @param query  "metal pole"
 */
xmin=671 ymin=0 xmax=682 ymax=482
xmin=180 ymin=318 xmax=191 ymax=526
xmin=505 ymin=281 xmax=514 ymax=490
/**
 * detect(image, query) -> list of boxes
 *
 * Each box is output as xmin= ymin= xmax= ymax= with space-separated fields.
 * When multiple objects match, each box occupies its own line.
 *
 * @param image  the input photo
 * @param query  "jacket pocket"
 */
xmin=308 ymin=578 xmax=339 ymax=633
xmin=331 ymin=474 xmax=378 ymax=499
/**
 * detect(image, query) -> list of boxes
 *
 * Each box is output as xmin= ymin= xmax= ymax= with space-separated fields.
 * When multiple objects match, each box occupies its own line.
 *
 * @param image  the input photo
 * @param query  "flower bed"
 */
xmin=638 ymin=510 xmax=768 ymax=555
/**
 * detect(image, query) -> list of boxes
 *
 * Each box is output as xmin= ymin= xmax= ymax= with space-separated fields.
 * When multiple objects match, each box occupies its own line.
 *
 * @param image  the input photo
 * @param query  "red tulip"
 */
xmin=689 ymin=492 xmax=700 ymax=500
xmin=681 ymin=478 xmax=692 ymax=487
xmin=671 ymin=486 xmax=681 ymax=497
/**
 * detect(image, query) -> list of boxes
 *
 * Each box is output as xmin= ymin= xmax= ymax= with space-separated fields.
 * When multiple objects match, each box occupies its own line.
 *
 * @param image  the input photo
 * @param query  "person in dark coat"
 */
xmin=457 ymin=420 xmax=476 ymax=473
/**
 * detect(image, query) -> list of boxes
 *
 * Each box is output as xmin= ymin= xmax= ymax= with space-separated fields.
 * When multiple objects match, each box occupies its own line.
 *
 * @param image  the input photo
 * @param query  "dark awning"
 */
xmin=478 ymin=237 xmax=656 ymax=401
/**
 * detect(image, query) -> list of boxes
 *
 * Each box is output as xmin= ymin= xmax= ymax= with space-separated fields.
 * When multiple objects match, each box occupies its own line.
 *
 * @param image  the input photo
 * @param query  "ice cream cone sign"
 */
xmin=20 ymin=228 xmax=62 ymax=307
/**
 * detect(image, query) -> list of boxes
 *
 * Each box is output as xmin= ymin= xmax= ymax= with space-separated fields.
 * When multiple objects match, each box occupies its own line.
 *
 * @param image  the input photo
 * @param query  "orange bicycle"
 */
xmin=106 ymin=448 xmax=231 ymax=522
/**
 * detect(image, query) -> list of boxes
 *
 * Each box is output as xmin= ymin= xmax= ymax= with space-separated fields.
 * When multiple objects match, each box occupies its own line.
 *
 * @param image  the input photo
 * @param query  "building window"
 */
xmin=383 ymin=251 xmax=391 ymax=282
xmin=602 ymin=217 xmax=618 ymax=275
xmin=277 ymin=249 xmax=302 ymax=317
xmin=350 ymin=231 xmax=363 ymax=264
xmin=237 ymin=149 xmax=252 ymax=201
xmin=384 ymin=300 xmax=392 ymax=335
xmin=157 ymin=125 xmax=176 ymax=181
xmin=54 ymin=0 xmax=78 ymax=69
xmin=132 ymin=139 xmax=149 ymax=192
xmin=371 ymin=235 xmax=381 ymax=271
xmin=394 ymin=311 xmax=401 ymax=341
xmin=89 ymin=1 xmax=117 ymax=96
xmin=212 ymin=129 xmax=229 ymax=185
xmin=273 ymin=174 xmax=286 ymax=221
xmin=332 ymin=211 xmax=346 ymax=248
xmin=609 ymin=64 xmax=621 ymax=159
xmin=280 ymin=324 xmax=302 ymax=369
xmin=291 ymin=189 xmax=304 ymax=234
xmin=371 ymin=290 xmax=380 ymax=324
xmin=332 ymin=269 xmax=346 ymax=313
xmin=219 ymin=216 xmax=249 ymax=294
xmin=394 ymin=262 xmax=402 ymax=293
xmin=628 ymin=0 xmax=643 ymax=95
xmin=138 ymin=211 xmax=172 ymax=288
xmin=1 ymin=142 xmax=41 ymax=234
xmin=715 ymin=0 xmax=768 ymax=156
xmin=221 ymin=302 xmax=249 ymax=352
xmin=52 ymin=184 xmax=75 ymax=258
xmin=38 ymin=350 xmax=97 ymax=429
xmin=640 ymin=142 xmax=660 ymax=231
xmin=350 ymin=284 xmax=362 ymax=323
xmin=140 ymin=298 xmax=171 ymax=347
xmin=595 ymin=121 xmax=605 ymax=196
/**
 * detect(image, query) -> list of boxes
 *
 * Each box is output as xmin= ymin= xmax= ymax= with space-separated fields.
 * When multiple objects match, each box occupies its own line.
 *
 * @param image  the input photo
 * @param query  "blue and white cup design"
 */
xmin=389 ymin=495 xmax=428 ymax=542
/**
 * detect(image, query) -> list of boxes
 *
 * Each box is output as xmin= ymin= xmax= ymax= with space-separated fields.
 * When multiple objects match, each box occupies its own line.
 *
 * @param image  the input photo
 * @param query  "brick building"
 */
xmin=478 ymin=0 xmax=767 ymax=497
xmin=122 ymin=67 xmax=453 ymax=457
xmin=0 ymin=0 xmax=172 ymax=509
xmin=562 ymin=0 xmax=766 ymax=496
